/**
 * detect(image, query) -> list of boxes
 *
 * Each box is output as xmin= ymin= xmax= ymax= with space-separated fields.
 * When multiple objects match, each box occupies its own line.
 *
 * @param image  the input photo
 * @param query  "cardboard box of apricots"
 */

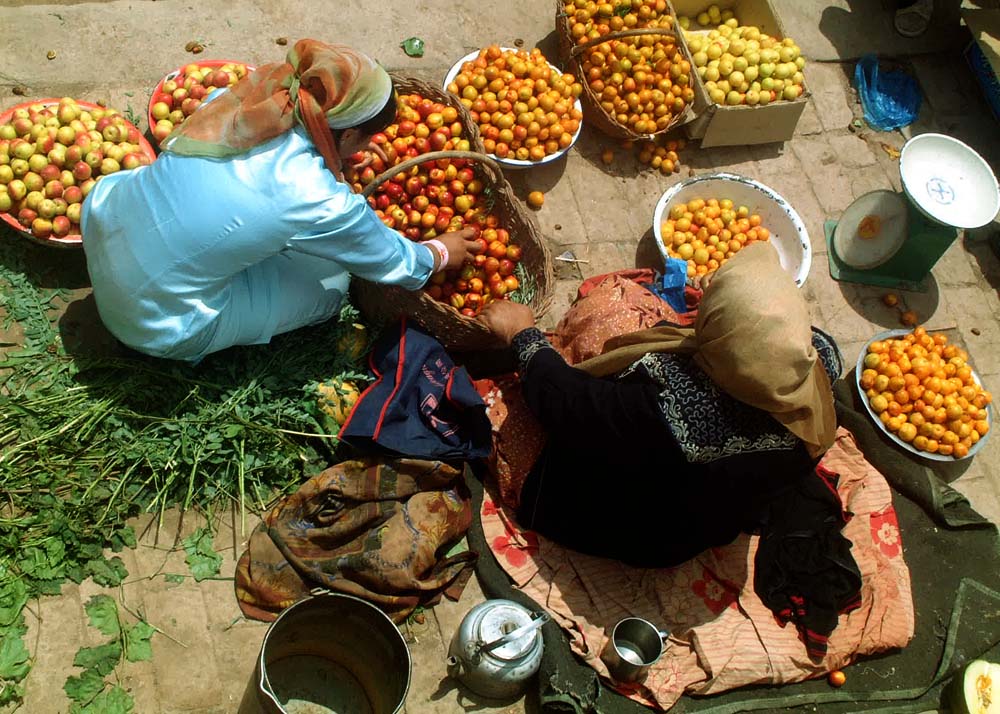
xmin=671 ymin=0 xmax=809 ymax=146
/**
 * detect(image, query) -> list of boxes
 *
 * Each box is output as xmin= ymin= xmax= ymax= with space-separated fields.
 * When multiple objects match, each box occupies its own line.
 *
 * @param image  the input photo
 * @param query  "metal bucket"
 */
xmin=238 ymin=593 xmax=411 ymax=714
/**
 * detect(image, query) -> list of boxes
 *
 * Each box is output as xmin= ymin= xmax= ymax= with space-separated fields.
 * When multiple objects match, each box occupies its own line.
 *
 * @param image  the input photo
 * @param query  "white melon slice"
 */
xmin=955 ymin=660 xmax=1000 ymax=714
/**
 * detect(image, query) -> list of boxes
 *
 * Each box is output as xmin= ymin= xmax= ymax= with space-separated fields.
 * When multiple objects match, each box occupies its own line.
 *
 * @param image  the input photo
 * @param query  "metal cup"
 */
xmin=600 ymin=617 xmax=670 ymax=685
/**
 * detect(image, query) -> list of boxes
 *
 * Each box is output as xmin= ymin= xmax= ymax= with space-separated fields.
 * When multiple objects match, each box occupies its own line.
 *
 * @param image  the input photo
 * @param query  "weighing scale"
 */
xmin=825 ymin=133 xmax=1000 ymax=292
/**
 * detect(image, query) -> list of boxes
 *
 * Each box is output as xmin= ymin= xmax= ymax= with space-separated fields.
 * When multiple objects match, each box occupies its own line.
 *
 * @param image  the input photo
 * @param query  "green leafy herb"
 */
xmin=182 ymin=528 xmax=222 ymax=582
xmin=65 ymin=595 xmax=152 ymax=712
xmin=163 ymin=573 xmax=185 ymax=584
xmin=64 ymin=667 xmax=107 ymax=704
xmin=479 ymin=178 xmax=498 ymax=214
xmin=0 ymin=577 xmax=28 ymax=627
xmin=73 ymin=643 xmax=122 ymax=677
xmin=0 ymin=231 xmax=369 ymax=708
xmin=511 ymin=261 xmax=537 ymax=307
xmin=86 ymin=557 xmax=129 ymax=588
xmin=85 ymin=595 xmax=121 ymax=638
xmin=0 ymin=584 xmax=30 ymax=706
xmin=400 ymin=37 xmax=425 ymax=57
xmin=70 ymin=684 xmax=134 ymax=714
xmin=0 ymin=620 xmax=31 ymax=682
xmin=123 ymin=621 xmax=155 ymax=663
xmin=123 ymin=104 xmax=141 ymax=127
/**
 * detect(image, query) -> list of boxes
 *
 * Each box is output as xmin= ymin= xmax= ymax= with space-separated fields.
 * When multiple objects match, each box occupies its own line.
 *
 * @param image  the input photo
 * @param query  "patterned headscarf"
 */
xmin=161 ymin=39 xmax=393 ymax=176
xmin=577 ymin=242 xmax=837 ymax=459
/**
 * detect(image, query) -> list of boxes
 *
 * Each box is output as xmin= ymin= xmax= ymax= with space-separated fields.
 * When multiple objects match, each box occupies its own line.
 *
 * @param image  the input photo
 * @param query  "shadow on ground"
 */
xmin=0 ymin=224 xmax=91 ymax=289
xmin=535 ymin=30 xmax=563 ymax=73
xmin=58 ymin=294 xmax=128 ymax=360
xmin=635 ymin=228 xmax=663 ymax=272
xmin=964 ymin=229 xmax=1000 ymax=296
xmin=506 ymin=157 xmax=569 ymax=196
xmin=837 ymin=274 xmax=943 ymax=330
xmin=806 ymin=0 xmax=976 ymax=61
xmin=428 ymin=677 xmax=544 ymax=713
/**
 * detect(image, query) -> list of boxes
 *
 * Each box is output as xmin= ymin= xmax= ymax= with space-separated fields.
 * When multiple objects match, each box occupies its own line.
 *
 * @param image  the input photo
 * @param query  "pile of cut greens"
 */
xmin=0 ymin=234 xmax=369 ymax=709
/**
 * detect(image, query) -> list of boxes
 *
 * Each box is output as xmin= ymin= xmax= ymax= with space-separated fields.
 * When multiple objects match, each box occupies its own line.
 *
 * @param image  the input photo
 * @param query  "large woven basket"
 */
xmin=352 ymin=148 xmax=554 ymax=351
xmin=555 ymin=0 xmax=694 ymax=141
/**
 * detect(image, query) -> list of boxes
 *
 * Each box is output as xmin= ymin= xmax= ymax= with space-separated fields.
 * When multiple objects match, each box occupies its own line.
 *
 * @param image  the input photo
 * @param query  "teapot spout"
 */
xmin=446 ymin=655 xmax=464 ymax=680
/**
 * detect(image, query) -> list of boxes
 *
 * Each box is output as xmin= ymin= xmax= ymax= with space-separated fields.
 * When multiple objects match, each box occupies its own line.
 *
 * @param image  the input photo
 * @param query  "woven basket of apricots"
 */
xmin=857 ymin=328 xmax=993 ymax=461
xmin=444 ymin=45 xmax=584 ymax=167
xmin=556 ymin=0 xmax=696 ymax=140
xmin=348 ymin=74 xmax=553 ymax=351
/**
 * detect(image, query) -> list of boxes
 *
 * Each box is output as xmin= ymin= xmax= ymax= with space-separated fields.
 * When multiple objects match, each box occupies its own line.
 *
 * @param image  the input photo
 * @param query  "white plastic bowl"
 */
xmin=443 ymin=48 xmax=583 ymax=170
xmin=652 ymin=173 xmax=812 ymax=287
xmin=899 ymin=133 xmax=1000 ymax=229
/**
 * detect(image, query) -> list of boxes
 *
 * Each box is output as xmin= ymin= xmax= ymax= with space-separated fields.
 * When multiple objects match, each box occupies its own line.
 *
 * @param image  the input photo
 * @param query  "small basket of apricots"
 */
xmin=857 ymin=327 xmax=992 ymax=460
xmin=558 ymin=0 xmax=695 ymax=140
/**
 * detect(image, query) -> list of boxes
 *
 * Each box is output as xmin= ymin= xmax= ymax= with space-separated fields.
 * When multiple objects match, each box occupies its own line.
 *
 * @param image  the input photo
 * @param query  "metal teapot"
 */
xmin=446 ymin=599 xmax=549 ymax=700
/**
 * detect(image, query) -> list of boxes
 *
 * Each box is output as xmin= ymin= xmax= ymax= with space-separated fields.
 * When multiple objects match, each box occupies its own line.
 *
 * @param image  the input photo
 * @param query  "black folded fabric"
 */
xmin=753 ymin=465 xmax=863 ymax=660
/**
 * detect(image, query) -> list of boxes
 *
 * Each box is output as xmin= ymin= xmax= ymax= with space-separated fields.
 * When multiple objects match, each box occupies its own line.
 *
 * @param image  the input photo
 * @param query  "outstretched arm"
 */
xmin=288 ymin=184 xmax=478 ymax=289
xmin=478 ymin=302 xmax=663 ymax=444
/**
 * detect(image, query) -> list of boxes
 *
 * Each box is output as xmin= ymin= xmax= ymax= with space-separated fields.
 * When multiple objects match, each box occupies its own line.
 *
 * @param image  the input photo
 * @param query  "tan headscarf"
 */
xmin=577 ymin=242 xmax=837 ymax=458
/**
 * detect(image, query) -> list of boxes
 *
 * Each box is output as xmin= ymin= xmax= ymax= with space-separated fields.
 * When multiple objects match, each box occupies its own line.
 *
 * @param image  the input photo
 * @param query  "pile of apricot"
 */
xmin=660 ymin=197 xmax=770 ymax=278
xmin=860 ymin=327 xmax=992 ymax=458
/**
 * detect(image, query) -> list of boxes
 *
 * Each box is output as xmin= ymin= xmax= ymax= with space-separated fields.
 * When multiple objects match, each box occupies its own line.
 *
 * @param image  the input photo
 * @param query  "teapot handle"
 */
xmin=479 ymin=612 xmax=550 ymax=655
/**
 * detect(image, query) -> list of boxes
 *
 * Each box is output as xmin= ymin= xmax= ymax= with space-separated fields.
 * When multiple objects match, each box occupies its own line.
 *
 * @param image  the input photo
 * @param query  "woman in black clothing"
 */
xmin=476 ymin=242 xmax=843 ymax=569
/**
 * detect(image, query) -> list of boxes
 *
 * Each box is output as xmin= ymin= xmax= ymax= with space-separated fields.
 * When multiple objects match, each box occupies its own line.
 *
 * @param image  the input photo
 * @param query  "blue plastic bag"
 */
xmin=854 ymin=54 xmax=922 ymax=131
xmin=647 ymin=258 xmax=689 ymax=314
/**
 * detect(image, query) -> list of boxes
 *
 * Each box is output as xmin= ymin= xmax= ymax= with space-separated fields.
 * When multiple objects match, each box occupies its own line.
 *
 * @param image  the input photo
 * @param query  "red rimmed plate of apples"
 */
xmin=0 ymin=98 xmax=156 ymax=247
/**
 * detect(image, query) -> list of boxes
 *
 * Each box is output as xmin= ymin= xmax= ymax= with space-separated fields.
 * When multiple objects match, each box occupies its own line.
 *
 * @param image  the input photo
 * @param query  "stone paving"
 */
xmin=2 ymin=0 xmax=1000 ymax=712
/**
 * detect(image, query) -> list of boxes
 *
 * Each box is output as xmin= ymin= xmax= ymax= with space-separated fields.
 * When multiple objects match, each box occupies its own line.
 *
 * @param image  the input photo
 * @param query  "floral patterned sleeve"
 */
xmin=511 ymin=327 xmax=556 ymax=374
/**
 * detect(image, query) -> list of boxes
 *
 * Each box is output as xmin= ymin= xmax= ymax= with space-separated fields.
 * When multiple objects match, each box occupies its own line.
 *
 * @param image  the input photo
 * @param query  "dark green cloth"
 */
xmin=467 ymin=376 xmax=1000 ymax=713
xmin=833 ymin=379 xmax=990 ymax=530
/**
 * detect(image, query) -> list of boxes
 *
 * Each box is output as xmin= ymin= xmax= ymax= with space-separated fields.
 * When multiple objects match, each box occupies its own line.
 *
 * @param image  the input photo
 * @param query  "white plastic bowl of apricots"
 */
xmin=443 ymin=46 xmax=584 ymax=169
xmin=855 ymin=328 xmax=993 ymax=461
xmin=653 ymin=172 xmax=811 ymax=287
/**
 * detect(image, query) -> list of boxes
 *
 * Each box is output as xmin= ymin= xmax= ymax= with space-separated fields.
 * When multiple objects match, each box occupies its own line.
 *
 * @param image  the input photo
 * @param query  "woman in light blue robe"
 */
xmin=81 ymin=41 xmax=475 ymax=362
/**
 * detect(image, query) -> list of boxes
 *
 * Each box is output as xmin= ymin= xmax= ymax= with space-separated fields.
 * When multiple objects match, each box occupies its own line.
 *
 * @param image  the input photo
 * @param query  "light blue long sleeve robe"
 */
xmin=81 ymin=126 xmax=434 ymax=361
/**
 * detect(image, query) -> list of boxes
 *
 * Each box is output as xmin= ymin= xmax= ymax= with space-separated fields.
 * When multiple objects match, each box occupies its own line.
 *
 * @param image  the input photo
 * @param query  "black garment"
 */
xmin=754 ymin=464 xmax=863 ymax=659
xmin=511 ymin=328 xmax=816 ymax=568
xmin=509 ymin=328 xmax=862 ymax=657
